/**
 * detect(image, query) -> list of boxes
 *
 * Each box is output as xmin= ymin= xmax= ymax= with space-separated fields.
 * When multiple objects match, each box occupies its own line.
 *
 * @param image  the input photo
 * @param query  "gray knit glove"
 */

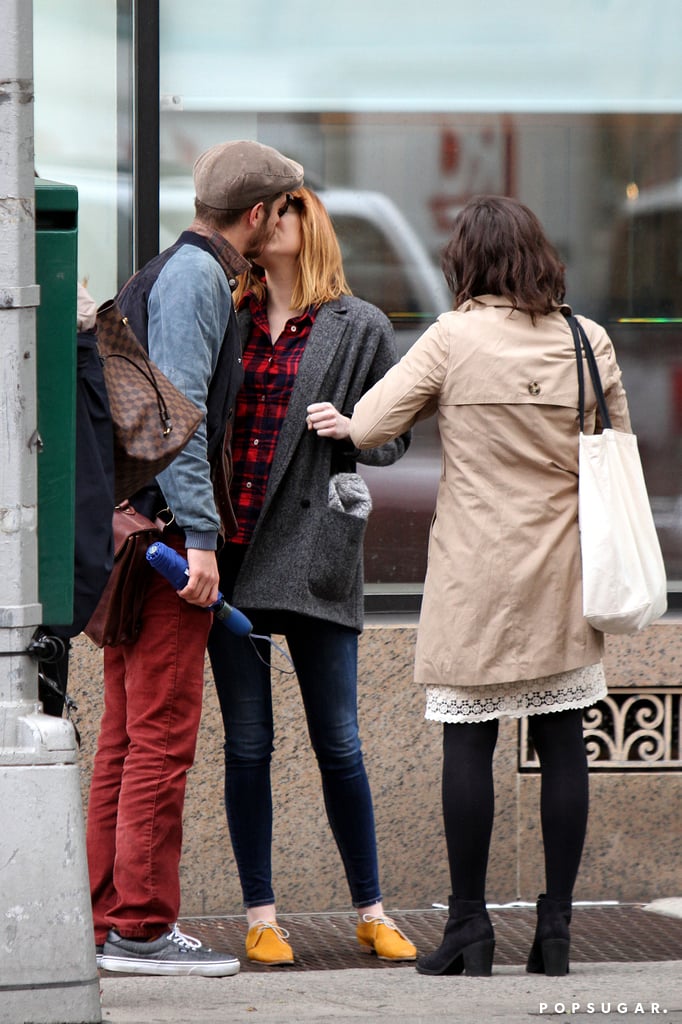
xmin=328 ymin=473 xmax=373 ymax=520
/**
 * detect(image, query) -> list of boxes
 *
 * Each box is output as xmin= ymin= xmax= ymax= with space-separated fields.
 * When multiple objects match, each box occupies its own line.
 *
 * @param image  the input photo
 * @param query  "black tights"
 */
xmin=442 ymin=709 xmax=589 ymax=902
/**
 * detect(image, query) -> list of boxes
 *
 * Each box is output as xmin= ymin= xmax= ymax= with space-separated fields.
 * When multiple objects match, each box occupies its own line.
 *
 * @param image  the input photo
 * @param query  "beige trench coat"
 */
xmin=350 ymin=296 xmax=632 ymax=688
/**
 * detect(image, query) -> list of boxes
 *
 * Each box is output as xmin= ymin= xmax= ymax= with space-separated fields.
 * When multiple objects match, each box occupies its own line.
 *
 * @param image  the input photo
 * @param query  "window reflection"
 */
xmin=31 ymin=11 xmax=682 ymax=593
xmin=167 ymin=112 xmax=682 ymax=587
xmin=335 ymin=212 xmax=421 ymax=317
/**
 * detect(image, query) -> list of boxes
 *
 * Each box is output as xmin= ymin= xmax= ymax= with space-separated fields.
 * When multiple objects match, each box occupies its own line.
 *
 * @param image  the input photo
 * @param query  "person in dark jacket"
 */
xmin=207 ymin=187 xmax=416 ymax=966
xmin=38 ymin=283 xmax=114 ymax=719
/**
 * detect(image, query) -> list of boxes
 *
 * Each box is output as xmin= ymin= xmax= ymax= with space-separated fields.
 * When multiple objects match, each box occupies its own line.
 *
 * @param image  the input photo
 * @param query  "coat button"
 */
xmin=528 ymin=380 xmax=541 ymax=395
xmin=301 ymin=499 xmax=311 ymax=509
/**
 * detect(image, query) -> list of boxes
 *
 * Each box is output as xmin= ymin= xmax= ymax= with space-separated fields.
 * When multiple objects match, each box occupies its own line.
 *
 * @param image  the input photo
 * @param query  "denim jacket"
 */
xmin=118 ymin=232 xmax=246 ymax=549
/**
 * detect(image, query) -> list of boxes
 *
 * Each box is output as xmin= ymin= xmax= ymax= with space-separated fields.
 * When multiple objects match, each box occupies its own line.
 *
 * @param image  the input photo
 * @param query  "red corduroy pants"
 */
xmin=86 ymin=539 xmax=211 ymax=943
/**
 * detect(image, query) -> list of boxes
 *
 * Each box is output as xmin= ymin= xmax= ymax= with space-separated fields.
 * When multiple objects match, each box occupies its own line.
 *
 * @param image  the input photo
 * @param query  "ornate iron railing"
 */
xmin=519 ymin=689 xmax=682 ymax=769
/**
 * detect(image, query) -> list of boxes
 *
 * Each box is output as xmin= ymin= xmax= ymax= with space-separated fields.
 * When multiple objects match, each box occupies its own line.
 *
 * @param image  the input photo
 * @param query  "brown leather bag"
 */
xmin=96 ymin=299 xmax=204 ymax=504
xmin=84 ymin=506 xmax=161 ymax=647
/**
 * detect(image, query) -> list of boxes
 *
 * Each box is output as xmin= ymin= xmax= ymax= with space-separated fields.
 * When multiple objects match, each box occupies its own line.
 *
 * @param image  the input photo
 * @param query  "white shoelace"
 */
xmin=168 ymin=923 xmax=203 ymax=951
xmin=252 ymin=920 xmax=291 ymax=940
xmin=361 ymin=914 xmax=409 ymax=938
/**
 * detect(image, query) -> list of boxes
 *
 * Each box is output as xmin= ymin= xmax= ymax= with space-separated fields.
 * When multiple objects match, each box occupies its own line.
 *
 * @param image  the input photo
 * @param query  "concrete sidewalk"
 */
xmin=97 ymin=902 xmax=682 ymax=1024
xmin=99 ymin=961 xmax=682 ymax=1023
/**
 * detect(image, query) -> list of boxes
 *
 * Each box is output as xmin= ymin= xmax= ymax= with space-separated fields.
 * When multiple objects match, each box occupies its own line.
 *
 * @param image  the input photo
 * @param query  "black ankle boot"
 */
xmin=416 ymin=897 xmax=495 ymax=976
xmin=526 ymin=894 xmax=572 ymax=976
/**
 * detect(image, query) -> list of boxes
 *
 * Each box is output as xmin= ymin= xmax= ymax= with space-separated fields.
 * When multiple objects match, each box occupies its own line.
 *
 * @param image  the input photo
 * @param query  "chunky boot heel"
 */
xmin=540 ymin=937 xmax=570 ymax=976
xmin=461 ymin=938 xmax=495 ymax=977
xmin=416 ymin=897 xmax=495 ymax=977
xmin=526 ymin=894 xmax=572 ymax=976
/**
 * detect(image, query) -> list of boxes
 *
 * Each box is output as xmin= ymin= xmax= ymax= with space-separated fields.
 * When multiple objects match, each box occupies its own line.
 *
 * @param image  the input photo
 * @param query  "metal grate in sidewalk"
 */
xmin=165 ymin=905 xmax=682 ymax=973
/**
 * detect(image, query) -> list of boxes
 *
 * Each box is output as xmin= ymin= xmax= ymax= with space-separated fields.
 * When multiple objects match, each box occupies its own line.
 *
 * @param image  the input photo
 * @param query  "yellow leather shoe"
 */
xmin=245 ymin=921 xmax=294 ymax=965
xmin=356 ymin=914 xmax=417 ymax=961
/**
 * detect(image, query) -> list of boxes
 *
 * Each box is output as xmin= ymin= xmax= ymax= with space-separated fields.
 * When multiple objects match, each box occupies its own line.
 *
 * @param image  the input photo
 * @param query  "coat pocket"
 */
xmin=307 ymin=506 xmax=367 ymax=602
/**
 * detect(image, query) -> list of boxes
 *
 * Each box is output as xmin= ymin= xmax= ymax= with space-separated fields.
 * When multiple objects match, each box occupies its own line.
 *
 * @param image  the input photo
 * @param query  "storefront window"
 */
xmin=155 ymin=3 xmax=682 ymax=593
xmin=157 ymin=105 xmax=682 ymax=588
xmin=33 ymin=2 xmax=682 ymax=594
xmin=33 ymin=0 xmax=124 ymax=302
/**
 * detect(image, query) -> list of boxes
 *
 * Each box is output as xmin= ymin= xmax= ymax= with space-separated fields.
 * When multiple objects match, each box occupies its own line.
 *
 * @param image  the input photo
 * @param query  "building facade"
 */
xmin=34 ymin=0 xmax=682 ymax=908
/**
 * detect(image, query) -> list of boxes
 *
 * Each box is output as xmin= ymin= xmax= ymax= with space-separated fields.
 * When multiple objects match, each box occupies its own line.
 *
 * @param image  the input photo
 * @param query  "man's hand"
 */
xmin=178 ymin=548 xmax=220 ymax=607
xmin=306 ymin=401 xmax=352 ymax=440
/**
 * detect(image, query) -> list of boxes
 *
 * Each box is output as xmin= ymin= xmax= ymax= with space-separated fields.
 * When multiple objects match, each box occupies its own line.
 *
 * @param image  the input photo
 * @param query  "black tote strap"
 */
xmin=565 ymin=314 xmax=612 ymax=432
xmin=568 ymin=315 xmax=586 ymax=431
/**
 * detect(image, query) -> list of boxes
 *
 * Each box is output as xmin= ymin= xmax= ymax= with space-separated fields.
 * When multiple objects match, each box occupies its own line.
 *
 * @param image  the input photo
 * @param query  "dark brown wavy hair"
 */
xmin=441 ymin=195 xmax=566 ymax=323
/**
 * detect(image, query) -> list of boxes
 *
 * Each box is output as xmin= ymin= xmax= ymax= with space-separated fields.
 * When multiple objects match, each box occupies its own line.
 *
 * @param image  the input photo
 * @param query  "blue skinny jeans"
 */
xmin=207 ymin=548 xmax=382 ymax=910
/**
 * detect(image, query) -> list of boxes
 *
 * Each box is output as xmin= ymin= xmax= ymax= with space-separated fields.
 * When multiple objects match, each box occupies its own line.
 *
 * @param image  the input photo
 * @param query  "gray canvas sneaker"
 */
xmin=100 ymin=923 xmax=240 ymax=976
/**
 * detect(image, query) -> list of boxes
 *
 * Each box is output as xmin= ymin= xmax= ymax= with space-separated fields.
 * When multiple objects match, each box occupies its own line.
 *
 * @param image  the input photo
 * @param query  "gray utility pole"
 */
xmin=0 ymin=2 xmax=101 ymax=1021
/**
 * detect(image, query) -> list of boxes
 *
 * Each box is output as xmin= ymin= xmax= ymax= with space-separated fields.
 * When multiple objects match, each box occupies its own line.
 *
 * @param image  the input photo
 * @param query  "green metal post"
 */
xmin=34 ymin=179 xmax=78 ymax=626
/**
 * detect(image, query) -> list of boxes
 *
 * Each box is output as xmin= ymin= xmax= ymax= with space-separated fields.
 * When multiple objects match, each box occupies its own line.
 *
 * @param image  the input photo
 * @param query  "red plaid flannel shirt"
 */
xmin=230 ymin=294 xmax=314 ymax=544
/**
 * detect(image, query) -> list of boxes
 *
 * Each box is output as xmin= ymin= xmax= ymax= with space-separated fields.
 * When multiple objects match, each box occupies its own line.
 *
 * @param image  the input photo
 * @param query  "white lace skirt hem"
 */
xmin=424 ymin=663 xmax=607 ymax=724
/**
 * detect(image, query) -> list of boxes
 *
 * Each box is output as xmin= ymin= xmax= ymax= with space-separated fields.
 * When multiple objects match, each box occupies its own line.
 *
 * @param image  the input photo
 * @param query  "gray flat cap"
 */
xmin=193 ymin=139 xmax=304 ymax=211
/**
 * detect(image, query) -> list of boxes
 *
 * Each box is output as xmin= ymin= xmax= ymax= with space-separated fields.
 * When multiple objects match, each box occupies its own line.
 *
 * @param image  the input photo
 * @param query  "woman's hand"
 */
xmin=306 ymin=401 xmax=351 ymax=440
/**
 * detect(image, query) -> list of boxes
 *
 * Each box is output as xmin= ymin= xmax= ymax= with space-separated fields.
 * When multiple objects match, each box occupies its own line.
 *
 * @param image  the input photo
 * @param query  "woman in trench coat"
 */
xmin=307 ymin=195 xmax=631 ymax=978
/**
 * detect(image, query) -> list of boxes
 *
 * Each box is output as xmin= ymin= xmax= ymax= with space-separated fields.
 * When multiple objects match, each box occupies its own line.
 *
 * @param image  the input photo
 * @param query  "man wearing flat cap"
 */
xmin=88 ymin=140 xmax=304 ymax=978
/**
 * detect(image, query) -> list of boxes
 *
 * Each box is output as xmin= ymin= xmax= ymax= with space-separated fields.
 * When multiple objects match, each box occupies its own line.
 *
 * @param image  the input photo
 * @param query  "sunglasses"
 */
xmin=278 ymin=193 xmax=294 ymax=217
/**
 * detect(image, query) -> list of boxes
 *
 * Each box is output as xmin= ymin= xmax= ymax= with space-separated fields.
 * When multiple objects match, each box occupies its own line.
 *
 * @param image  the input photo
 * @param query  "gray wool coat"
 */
xmin=230 ymin=296 xmax=411 ymax=632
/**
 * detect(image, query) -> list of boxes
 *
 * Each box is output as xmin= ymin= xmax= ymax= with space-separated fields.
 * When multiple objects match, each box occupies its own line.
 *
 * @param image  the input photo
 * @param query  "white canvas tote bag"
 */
xmin=567 ymin=316 xmax=667 ymax=634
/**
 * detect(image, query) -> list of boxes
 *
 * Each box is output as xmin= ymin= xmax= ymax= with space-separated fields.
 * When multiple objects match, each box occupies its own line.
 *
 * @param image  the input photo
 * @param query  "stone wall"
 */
xmin=68 ymin=618 xmax=681 ymax=916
